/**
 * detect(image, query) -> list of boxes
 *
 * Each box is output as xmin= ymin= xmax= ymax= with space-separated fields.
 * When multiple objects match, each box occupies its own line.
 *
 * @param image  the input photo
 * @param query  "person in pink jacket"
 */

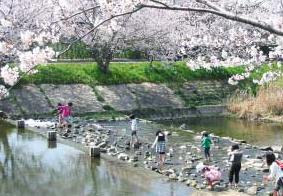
xmin=62 ymin=102 xmax=73 ymax=127
xmin=197 ymin=162 xmax=222 ymax=190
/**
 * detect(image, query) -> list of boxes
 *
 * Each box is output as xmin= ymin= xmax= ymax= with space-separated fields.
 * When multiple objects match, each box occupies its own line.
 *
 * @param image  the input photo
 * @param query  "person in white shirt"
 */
xmin=129 ymin=114 xmax=138 ymax=147
xmin=263 ymin=153 xmax=283 ymax=196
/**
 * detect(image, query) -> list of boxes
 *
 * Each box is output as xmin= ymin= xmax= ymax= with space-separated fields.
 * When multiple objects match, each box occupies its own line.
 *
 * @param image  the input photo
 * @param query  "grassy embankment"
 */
xmin=21 ymin=61 xmax=244 ymax=85
xmin=19 ymin=61 xmax=283 ymax=121
xmin=19 ymin=61 xmax=244 ymax=119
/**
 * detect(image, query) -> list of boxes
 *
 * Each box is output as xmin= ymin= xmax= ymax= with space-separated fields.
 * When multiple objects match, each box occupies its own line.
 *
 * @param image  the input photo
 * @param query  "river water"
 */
xmin=158 ymin=117 xmax=283 ymax=146
xmin=0 ymin=120 xmax=191 ymax=196
xmin=1 ymin=116 xmax=282 ymax=196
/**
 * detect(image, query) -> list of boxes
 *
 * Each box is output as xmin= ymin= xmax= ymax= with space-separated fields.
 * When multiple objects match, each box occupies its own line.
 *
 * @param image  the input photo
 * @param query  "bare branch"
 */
xmin=57 ymin=6 xmax=144 ymax=57
xmin=140 ymin=4 xmax=283 ymax=36
xmin=50 ymin=6 xmax=100 ymax=26
xmin=150 ymin=0 xmax=169 ymax=7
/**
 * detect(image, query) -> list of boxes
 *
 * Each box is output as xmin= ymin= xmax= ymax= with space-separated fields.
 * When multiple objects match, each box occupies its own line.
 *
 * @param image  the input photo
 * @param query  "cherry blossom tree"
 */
xmin=53 ymin=0 xmax=283 ymax=83
xmin=0 ymin=0 xmax=58 ymax=97
xmin=1 ymin=0 xmax=283 ymax=97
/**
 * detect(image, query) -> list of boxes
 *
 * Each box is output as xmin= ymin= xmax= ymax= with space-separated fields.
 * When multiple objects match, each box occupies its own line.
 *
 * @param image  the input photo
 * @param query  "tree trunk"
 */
xmin=92 ymin=45 xmax=113 ymax=74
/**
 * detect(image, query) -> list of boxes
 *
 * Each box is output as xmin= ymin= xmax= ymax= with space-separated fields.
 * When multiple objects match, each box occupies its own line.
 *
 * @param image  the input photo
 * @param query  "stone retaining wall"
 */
xmin=0 ymin=81 xmax=235 ymax=118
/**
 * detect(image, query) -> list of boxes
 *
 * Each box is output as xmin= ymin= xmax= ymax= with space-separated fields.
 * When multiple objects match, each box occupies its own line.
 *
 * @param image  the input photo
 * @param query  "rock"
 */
xmin=272 ymin=145 xmax=283 ymax=153
xmin=99 ymin=148 xmax=107 ymax=153
xmin=144 ymin=151 xmax=151 ymax=157
xmin=247 ymin=186 xmax=257 ymax=195
xmin=107 ymin=146 xmax=116 ymax=153
xmin=179 ymin=123 xmax=186 ymax=129
xmin=239 ymin=140 xmax=247 ymax=144
xmin=168 ymin=173 xmax=178 ymax=180
xmin=135 ymin=151 xmax=142 ymax=155
xmin=181 ymin=166 xmax=194 ymax=175
xmin=178 ymin=176 xmax=186 ymax=182
xmin=179 ymin=145 xmax=187 ymax=150
xmin=130 ymin=155 xmax=138 ymax=162
xmin=214 ymin=185 xmax=227 ymax=192
xmin=97 ymin=142 xmax=107 ymax=148
xmin=133 ymin=142 xmax=141 ymax=149
xmin=133 ymin=163 xmax=138 ymax=167
xmin=183 ymin=130 xmax=194 ymax=134
xmin=185 ymin=180 xmax=191 ymax=186
xmin=162 ymin=169 xmax=175 ymax=176
xmin=0 ymin=111 xmax=8 ymax=119
xmin=191 ymin=180 xmax=197 ymax=187
xmin=118 ymin=153 xmax=129 ymax=161
xmin=262 ymin=168 xmax=269 ymax=173
xmin=260 ymin=146 xmax=273 ymax=151
xmin=151 ymin=166 xmax=158 ymax=171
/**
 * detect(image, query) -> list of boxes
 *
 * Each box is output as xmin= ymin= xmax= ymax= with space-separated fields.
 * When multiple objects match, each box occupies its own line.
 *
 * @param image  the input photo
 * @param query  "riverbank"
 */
xmin=228 ymin=86 xmax=283 ymax=123
xmin=13 ymin=117 xmax=282 ymax=195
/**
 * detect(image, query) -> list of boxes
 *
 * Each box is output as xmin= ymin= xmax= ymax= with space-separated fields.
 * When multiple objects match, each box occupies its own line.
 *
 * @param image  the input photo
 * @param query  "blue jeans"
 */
xmin=204 ymin=147 xmax=210 ymax=159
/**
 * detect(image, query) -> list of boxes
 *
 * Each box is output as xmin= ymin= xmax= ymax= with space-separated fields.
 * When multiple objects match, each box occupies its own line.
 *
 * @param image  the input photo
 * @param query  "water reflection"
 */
xmin=0 ymin=120 xmax=191 ymax=196
xmin=159 ymin=117 xmax=283 ymax=145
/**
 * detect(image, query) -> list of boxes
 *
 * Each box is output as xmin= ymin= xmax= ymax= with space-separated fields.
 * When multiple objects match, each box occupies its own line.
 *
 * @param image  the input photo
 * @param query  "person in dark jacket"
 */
xmin=228 ymin=144 xmax=243 ymax=189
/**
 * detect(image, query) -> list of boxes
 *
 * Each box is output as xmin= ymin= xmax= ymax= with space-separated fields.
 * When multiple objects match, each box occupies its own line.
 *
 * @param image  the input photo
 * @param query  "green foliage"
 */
xmin=21 ymin=61 xmax=244 ymax=85
xmin=53 ymin=42 xmax=92 ymax=59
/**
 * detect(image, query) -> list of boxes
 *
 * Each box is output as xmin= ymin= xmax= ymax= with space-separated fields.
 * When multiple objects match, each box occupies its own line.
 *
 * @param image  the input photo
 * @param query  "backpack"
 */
xmin=275 ymin=160 xmax=283 ymax=170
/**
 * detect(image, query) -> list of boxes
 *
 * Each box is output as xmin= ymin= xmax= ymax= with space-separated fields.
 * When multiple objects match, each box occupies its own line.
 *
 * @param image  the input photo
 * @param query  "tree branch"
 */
xmin=150 ymin=0 xmax=170 ymax=7
xmin=57 ymin=6 xmax=143 ymax=57
xmin=50 ymin=6 xmax=100 ymax=26
xmin=140 ymin=3 xmax=283 ymax=36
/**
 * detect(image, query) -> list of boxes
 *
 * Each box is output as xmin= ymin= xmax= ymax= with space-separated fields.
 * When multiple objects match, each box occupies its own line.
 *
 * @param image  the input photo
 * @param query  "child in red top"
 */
xmin=62 ymin=102 xmax=73 ymax=127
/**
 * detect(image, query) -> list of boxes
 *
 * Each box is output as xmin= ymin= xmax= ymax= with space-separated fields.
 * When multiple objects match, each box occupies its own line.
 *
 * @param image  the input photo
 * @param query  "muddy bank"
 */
xmin=17 ymin=117 xmax=283 ymax=195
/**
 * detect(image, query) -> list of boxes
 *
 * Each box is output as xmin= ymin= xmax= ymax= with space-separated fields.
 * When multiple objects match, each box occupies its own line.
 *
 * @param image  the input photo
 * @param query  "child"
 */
xmin=62 ymin=102 xmax=73 ymax=128
xmin=129 ymin=114 xmax=138 ymax=147
xmin=196 ymin=162 xmax=222 ymax=190
xmin=228 ymin=144 xmax=243 ymax=188
xmin=263 ymin=152 xmax=283 ymax=196
xmin=57 ymin=103 xmax=64 ymax=127
xmin=152 ymin=129 xmax=167 ymax=168
xmin=201 ymin=132 xmax=212 ymax=161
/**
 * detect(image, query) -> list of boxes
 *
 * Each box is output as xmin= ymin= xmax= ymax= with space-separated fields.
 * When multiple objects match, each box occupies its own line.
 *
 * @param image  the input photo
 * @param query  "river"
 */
xmin=0 ymin=120 xmax=191 ymax=196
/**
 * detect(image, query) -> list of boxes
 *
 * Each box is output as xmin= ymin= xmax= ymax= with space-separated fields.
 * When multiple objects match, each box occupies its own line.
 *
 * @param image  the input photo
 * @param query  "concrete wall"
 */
xmin=0 ymin=81 xmax=235 ymax=118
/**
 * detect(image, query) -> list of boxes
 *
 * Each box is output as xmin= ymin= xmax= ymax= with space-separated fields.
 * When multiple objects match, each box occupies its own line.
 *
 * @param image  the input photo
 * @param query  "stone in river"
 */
xmin=135 ymin=151 xmax=142 ymax=155
xmin=272 ymin=145 xmax=283 ymax=153
xmin=118 ymin=153 xmax=129 ymax=161
xmin=247 ymin=186 xmax=257 ymax=195
xmin=260 ymin=146 xmax=273 ymax=151
xmin=168 ymin=173 xmax=178 ymax=180
xmin=262 ymin=168 xmax=269 ymax=173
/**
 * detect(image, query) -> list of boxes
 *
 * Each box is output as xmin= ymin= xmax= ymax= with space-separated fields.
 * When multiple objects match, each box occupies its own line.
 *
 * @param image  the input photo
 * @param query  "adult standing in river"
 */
xmin=228 ymin=144 xmax=243 ymax=189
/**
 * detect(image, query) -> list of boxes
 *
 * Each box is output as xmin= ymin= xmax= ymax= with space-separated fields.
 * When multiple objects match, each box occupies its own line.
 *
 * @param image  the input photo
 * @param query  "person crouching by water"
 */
xmin=263 ymin=152 xmax=283 ymax=196
xmin=196 ymin=162 xmax=222 ymax=190
xmin=129 ymin=114 xmax=138 ymax=148
xmin=152 ymin=130 xmax=166 ymax=169
xmin=228 ymin=144 xmax=243 ymax=189
xmin=201 ymin=132 xmax=212 ymax=162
